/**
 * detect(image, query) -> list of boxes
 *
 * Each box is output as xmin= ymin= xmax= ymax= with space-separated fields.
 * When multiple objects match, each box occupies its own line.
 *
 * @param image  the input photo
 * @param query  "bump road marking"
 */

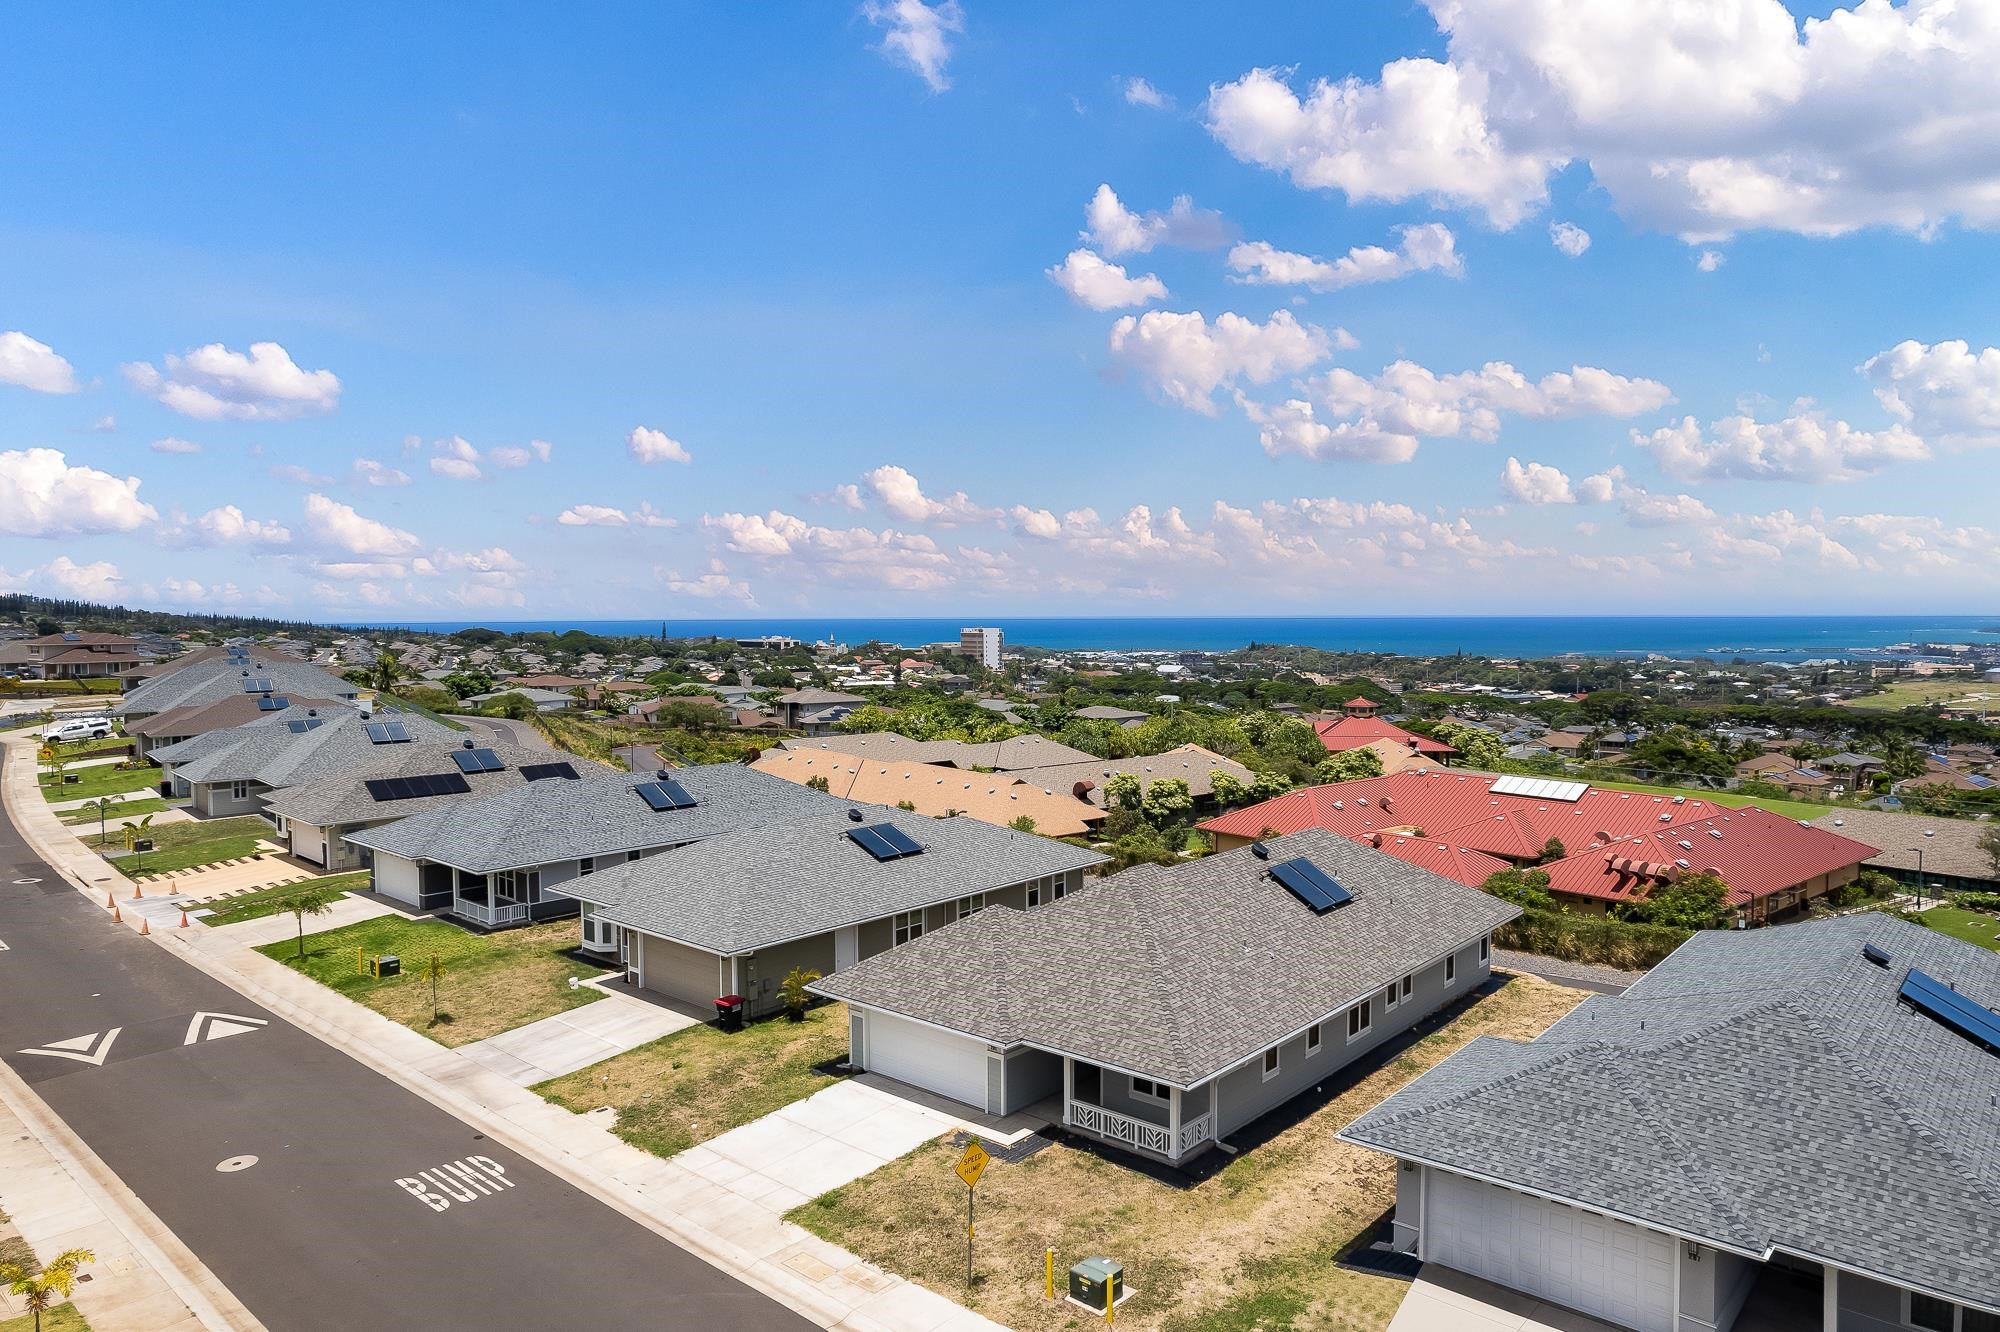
xmin=19 ymin=1028 xmax=121 ymax=1065
xmin=394 ymin=1156 xmax=515 ymax=1212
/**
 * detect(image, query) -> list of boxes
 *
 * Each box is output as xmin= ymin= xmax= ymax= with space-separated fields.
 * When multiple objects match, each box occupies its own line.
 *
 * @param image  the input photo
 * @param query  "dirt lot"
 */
xmin=792 ymin=972 xmax=1587 ymax=1332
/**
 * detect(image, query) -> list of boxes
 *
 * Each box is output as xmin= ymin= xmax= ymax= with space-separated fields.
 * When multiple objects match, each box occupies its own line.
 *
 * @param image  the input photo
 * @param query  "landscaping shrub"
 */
xmin=1949 ymin=890 xmax=2000 ymax=913
xmin=1496 ymin=908 xmax=1692 ymax=970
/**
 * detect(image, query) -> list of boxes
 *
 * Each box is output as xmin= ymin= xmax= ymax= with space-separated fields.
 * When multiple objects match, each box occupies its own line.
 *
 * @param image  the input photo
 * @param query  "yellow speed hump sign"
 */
xmin=955 ymin=1140 xmax=990 ymax=1190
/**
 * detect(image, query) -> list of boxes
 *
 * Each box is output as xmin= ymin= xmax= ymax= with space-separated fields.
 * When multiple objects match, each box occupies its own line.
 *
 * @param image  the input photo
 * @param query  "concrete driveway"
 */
xmin=457 ymin=989 xmax=700 ymax=1084
xmin=1388 ymin=1267 xmax=1627 ymax=1332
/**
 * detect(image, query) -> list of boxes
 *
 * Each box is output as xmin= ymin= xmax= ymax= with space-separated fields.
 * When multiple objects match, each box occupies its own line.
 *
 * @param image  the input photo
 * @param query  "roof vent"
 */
xmin=1863 ymin=943 xmax=1891 ymax=968
xmin=1250 ymin=841 xmax=1270 ymax=860
xmin=462 ymin=737 xmax=476 ymax=749
xmin=1709 ymin=829 xmax=1724 ymax=839
xmin=847 ymin=808 xmax=864 ymax=822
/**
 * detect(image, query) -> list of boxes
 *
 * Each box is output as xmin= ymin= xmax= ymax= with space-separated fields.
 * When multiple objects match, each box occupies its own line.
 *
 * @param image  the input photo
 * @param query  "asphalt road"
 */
xmin=452 ymin=714 xmax=550 ymax=750
xmin=0 ymin=748 xmax=812 ymax=1332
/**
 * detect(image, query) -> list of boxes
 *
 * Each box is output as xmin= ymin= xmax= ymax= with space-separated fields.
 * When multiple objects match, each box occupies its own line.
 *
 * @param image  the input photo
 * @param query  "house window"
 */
xmin=1261 ymin=1048 xmax=1280 ymax=1081
xmin=1963 ymin=1306 xmax=2000 ymax=1332
xmin=1305 ymin=1023 xmax=1323 ymax=1055
xmin=579 ymin=856 xmax=596 ymax=876
xmin=1400 ymin=973 xmax=1413 ymax=1002
xmin=1444 ymin=953 xmax=1457 ymax=984
xmin=627 ymin=849 xmax=643 ymax=862
xmin=1909 ymin=1295 xmax=1955 ymax=1332
xmin=949 ymin=893 xmax=985 ymax=921
xmin=893 ymin=911 xmax=925 ymax=946
xmin=1129 ymin=1077 xmax=1169 ymax=1104
xmin=1479 ymin=935 xmax=1491 ymax=964
xmin=1027 ymin=881 xmax=1042 ymax=908
xmin=1053 ymin=878 xmax=1067 ymax=900
xmin=1386 ymin=973 xmax=1412 ymax=1010
xmin=1347 ymin=1000 xmax=1372 ymax=1041
xmin=230 ymin=780 xmax=251 ymax=802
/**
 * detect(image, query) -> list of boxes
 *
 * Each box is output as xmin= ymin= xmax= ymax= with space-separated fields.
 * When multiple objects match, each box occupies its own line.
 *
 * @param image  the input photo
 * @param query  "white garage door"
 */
xmin=1427 ymin=1171 xmax=1675 ymax=1332
xmin=865 ymin=1014 xmax=990 ymax=1109
xmin=642 ymin=936 xmax=723 ymax=1006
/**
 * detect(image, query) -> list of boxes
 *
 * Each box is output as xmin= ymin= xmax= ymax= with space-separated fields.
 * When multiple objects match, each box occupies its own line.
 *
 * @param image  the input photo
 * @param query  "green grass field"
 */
xmin=38 ymin=763 xmax=159 ymax=803
xmin=62 ymin=796 xmax=172 ymax=828
xmin=258 ymin=917 xmax=612 ymax=1045
xmin=108 ymin=815 xmax=275 ymax=878
xmin=198 ymin=871 xmax=371 ymax=927
xmin=1580 ymin=778 xmax=1834 ymax=823
xmin=1916 ymin=906 xmax=2000 ymax=953
xmin=1841 ymin=678 xmax=2000 ymax=712
xmin=46 ymin=734 xmax=133 ymax=758
xmin=0 ymin=1305 xmax=91 ymax=1332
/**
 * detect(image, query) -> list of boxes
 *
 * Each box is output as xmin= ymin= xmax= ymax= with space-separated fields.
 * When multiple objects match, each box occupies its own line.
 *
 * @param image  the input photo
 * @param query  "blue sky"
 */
xmin=3 ymin=1 xmax=1997 ymax=620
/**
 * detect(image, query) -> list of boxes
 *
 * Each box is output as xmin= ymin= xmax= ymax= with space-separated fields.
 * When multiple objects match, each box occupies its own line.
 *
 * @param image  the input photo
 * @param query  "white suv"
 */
xmin=43 ymin=716 xmax=113 ymax=744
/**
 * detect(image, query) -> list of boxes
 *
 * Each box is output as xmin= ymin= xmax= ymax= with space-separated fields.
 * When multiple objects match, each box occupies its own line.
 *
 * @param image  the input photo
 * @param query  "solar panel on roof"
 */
xmin=451 ymin=747 xmax=505 ymax=774
xmin=365 ymin=721 xmax=412 ymax=744
xmin=257 ymin=696 xmax=286 ymax=711
xmin=1899 ymin=968 xmax=2000 ymax=1056
xmin=1489 ymin=774 xmax=1590 ymax=802
xmin=285 ymin=718 xmax=324 ymax=734
xmin=1269 ymin=857 xmax=1353 ymax=914
xmin=241 ymin=677 xmax=274 ymax=694
xmin=520 ymin=761 xmax=578 ymax=782
xmin=635 ymin=779 xmax=696 ymax=811
xmin=364 ymin=771 xmax=471 ymax=802
xmin=847 ymin=823 xmax=925 ymax=861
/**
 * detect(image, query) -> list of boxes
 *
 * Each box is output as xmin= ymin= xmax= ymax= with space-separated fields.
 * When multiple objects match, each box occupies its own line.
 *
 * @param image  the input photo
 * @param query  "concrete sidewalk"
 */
xmin=3 ymin=729 xmax=1006 ymax=1332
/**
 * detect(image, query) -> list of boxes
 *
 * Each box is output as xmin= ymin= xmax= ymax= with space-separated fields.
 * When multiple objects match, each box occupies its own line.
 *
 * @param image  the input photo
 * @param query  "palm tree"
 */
xmin=2 ymin=1246 xmax=95 ymax=1332
xmin=368 ymin=650 xmax=408 ymax=696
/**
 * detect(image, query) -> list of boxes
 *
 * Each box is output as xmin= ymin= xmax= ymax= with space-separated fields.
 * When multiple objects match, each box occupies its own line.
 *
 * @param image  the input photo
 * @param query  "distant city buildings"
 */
xmin=959 ymin=625 xmax=1003 ymax=670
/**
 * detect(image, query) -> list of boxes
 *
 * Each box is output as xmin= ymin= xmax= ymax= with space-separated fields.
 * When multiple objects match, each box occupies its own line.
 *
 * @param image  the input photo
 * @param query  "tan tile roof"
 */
xmin=750 ymin=750 xmax=1102 ymax=837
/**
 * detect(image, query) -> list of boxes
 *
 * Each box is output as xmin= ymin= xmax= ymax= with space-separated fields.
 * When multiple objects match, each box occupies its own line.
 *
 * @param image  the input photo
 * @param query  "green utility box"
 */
xmin=1068 ymin=1257 xmax=1123 ymax=1312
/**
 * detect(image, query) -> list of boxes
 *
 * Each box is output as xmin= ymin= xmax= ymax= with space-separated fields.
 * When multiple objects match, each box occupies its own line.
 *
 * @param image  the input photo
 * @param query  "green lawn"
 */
xmin=106 ymin=815 xmax=275 ymax=878
xmin=538 ymin=1002 xmax=850 ymax=1159
xmin=198 ymin=871 xmax=371 ymax=927
xmin=0 ymin=1305 xmax=90 ymax=1332
xmin=1842 ymin=679 xmax=2000 ymax=712
xmin=44 ymin=735 xmax=132 ymax=758
xmin=258 ymin=917 xmax=613 ymax=1045
xmin=37 ymin=763 xmax=159 ymax=804
xmin=62 ymin=797 xmax=173 ymax=828
xmin=1916 ymin=906 xmax=2000 ymax=953
xmin=1582 ymin=778 xmax=1834 ymax=823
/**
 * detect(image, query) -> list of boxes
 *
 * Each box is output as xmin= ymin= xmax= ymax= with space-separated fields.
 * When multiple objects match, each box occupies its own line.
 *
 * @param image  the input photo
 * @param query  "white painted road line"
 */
xmin=19 ymin=1027 xmax=122 ymax=1065
xmin=394 ymin=1157 xmax=516 ymax=1212
xmin=183 ymin=1011 xmax=269 ymax=1046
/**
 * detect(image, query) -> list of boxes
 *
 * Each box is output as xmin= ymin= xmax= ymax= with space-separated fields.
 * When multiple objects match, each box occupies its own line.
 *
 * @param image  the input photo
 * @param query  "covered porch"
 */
xmin=1061 ymin=1056 xmax=1216 ymax=1164
xmin=446 ymin=865 xmax=535 ymax=929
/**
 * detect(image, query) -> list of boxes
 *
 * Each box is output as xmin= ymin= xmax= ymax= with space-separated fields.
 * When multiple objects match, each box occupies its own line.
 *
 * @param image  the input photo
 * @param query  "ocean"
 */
xmin=377 ymin=615 xmax=2000 ymax=661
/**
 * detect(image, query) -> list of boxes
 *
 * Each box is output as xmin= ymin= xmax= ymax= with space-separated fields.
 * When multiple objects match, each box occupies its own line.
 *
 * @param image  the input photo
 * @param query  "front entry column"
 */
xmin=1822 ymin=1265 xmax=1836 ymax=1330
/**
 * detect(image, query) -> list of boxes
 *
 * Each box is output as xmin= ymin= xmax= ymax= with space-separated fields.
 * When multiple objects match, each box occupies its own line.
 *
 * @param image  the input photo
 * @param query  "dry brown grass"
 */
xmin=793 ymin=973 xmax=1586 ymax=1332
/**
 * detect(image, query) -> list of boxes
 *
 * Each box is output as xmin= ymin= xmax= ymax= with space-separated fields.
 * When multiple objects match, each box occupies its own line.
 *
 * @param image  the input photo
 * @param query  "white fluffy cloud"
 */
xmin=191 ymin=504 xmax=291 ymax=547
xmin=1107 ymin=309 xmax=1333 ymax=414
xmin=556 ymin=502 xmax=674 ymax=528
xmin=1227 ymin=223 xmax=1463 ymax=292
xmin=430 ymin=436 xmax=483 ymax=480
xmin=124 ymin=341 xmax=339 ymax=420
xmin=1500 ymin=456 xmax=1575 ymax=504
xmin=1548 ymin=221 xmax=1591 ymax=256
xmin=702 ymin=509 xmax=960 ymax=590
xmin=1635 ymin=411 xmax=1929 ymax=482
xmin=1695 ymin=250 xmax=1726 ymax=273
xmin=864 ymin=465 xmax=1000 ymax=525
xmin=302 ymin=493 xmax=422 ymax=558
xmin=1123 ymin=78 xmax=1172 ymax=110
xmin=0 ymin=331 xmax=80 ymax=394
xmin=1862 ymin=339 xmax=2000 ymax=448
xmin=353 ymin=458 xmax=412 ymax=486
xmin=664 ymin=560 xmax=756 ymax=604
xmin=0 ymin=449 xmax=157 ymax=537
xmin=628 ymin=425 xmax=692 ymax=465
xmin=1575 ymin=466 xmax=1625 ymax=504
xmin=1620 ymin=488 xmax=1716 ymax=527
xmin=1082 ymin=185 xmax=1229 ymax=258
xmin=1239 ymin=396 xmax=1420 ymax=464
xmin=1046 ymin=250 xmax=1168 ymax=310
xmin=862 ymin=0 xmax=963 ymax=92
xmin=1207 ymin=0 xmax=2000 ymax=241
xmin=150 ymin=437 xmax=202 ymax=455
xmin=0 ymin=555 xmax=122 ymax=599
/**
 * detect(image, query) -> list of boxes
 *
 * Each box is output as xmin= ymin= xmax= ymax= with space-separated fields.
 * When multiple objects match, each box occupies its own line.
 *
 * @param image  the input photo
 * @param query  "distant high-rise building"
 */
xmin=959 ymin=626 xmax=1003 ymax=669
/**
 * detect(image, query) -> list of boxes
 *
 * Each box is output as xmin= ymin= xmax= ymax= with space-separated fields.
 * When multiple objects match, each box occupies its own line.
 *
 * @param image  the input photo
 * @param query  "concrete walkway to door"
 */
xmin=457 ymin=989 xmax=701 ymax=1085
xmin=1388 ymin=1267 xmax=1627 ymax=1332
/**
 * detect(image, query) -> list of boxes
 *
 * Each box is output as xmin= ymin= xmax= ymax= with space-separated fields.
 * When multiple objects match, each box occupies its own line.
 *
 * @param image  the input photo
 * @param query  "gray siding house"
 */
xmin=115 ymin=654 xmax=357 ymax=724
xmin=559 ymin=808 xmax=1105 ymax=1018
xmin=813 ymin=827 xmax=1516 ymax=1166
xmin=343 ymin=763 xmax=857 ymax=929
xmin=151 ymin=707 xmax=454 ymax=818
xmin=1340 ymin=915 xmax=2000 ymax=1332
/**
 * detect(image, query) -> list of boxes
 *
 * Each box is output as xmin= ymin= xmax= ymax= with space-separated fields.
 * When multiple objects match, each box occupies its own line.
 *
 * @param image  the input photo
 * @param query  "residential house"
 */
xmin=1339 ymin=916 xmax=2000 ymax=1332
xmin=124 ymin=693 xmax=345 ymax=759
xmin=778 ymin=732 xmax=1099 ymax=771
xmin=749 ymin=750 xmax=1103 ymax=836
xmin=1072 ymin=704 xmax=1150 ymax=727
xmin=152 ymin=707 xmax=456 ymax=818
xmin=343 ymin=763 xmax=856 ymax=929
xmin=0 ymin=631 xmax=150 ymax=680
xmin=774 ymin=688 xmax=867 ymax=733
xmin=1341 ymin=695 xmax=1383 ymax=717
xmin=1313 ymin=714 xmax=1458 ymax=763
xmin=562 ymin=807 xmax=1105 ymax=1017
xmin=114 ymin=654 xmax=358 ymax=723
xmin=261 ymin=736 xmax=544 ymax=870
xmin=813 ymin=828 xmax=1515 ymax=1163
xmin=1809 ymin=808 xmax=2000 ymax=896
xmin=463 ymin=686 xmax=574 ymax=713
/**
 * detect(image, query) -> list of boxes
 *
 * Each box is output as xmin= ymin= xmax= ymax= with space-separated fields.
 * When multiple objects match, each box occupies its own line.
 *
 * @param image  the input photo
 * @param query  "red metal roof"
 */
xmin=1345 ymin=696 xmax=1379 ymax=707
xmin=1313 ymin=715 xmax=1457 ymax=755
xmin=1538 ymin=806 xmax=1879 ymax=907
xmin=1362 ymin=834 xmax=1513 ymax=887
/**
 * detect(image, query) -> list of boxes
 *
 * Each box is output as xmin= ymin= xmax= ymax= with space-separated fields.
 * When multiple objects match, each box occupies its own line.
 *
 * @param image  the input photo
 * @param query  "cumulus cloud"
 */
xmin=556 ymin=502 xmax=675 ymax=528
xmin=0 ymin=555 xmax=122 ymax=600
xmin=1635 ymin=411 xmax=1929 ymax=482
xmin=1575 ymin=465 xmax=1626 ymax=504
xmin=702 ymin=509 xmax=957 ymax=590
xmin=663 ymin=560 xmax=756 ymax=604
xmin=302 ymin=493 xmax=422 ymax=558
xmin=1082 ymin=185 xmax=1230 ymax=258
xmin=1046 ymin=249 xmax=1168 ymax=310
xmin=270 ymin=463 xmax=334 ymax=487
xmin=189 ymin=504 xmax=291 ymax=547
xmin=352 ymin=458 xmax=412 ymax=486
xmin=1862 ymin=339 xmax=2000 ymax=448
xmin=1206 ymin=0 xmax=2000 ymax=241
xmin=150 ymin=437 xmax=202 ymax=455
xmin=1239 ymin=396 xmax=1420 ymax=464
xmin=862 ymin=0 xmax=963 ymax=92
xmin=1696 ymin=249 xmax=1726 ymax=273
xmin=1620 ymin=488 xmax=1716 ymax=526
xmin=864 ymin=465 xmax=1000 ymax=525
xmin=124 ymin=341 xmax=339 ymax=420
xmin=1227 ymin=223 xmax=1462 ymax=292
xmin=1548 ymin=221 xmax=1591 ymax=256
xmin=1123 ymin=77 xmax=1172 ymax=110
xmin=429 ymin=436 xmax=483 ymax=480
xmin=1107 ymin=309 xmax=1334 ymax=413
xmin=1500 ymin=456 xmax=1575 ymax=504
xmin=0 ymin=331 xmax=80 ymax=394
xmin=628 ymin=425 xmax=692 ymax=465
xmin=0 ymin=449 xmax=157 ymax=537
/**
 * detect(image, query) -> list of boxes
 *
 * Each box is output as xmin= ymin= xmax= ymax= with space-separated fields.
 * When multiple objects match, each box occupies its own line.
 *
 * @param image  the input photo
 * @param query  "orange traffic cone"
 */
xmin=132 ymin=882 xmax=144 ymax=899
xmin=105 ymin=889 xmax=116 ymax=908
xmin=112 ymin=904 xmax=123 ymax=923
xmin=140 ymin=917 xmax=151 ymax=936
xmin=179 ymin=908 xmax=190 ymax=928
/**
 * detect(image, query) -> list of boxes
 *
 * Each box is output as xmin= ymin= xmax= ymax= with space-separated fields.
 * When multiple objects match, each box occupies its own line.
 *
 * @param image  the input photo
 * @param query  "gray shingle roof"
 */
xmin=569 ymin=809 xmax=1107 ymax=953
xmin=343 ymin=762 xmax=857 ymax=872
xmin=260 ymin=737 xmax=544 ymax=827
xmin=813 ymin=827 xmax=1519 ymax=1087
xmin=114 ymin=655 xmax=357 ymax=719
xmin=157 ymin=708 xmax=455 ymax=787
xmin=1340 ymin=914 xmax=2000 ymax=1310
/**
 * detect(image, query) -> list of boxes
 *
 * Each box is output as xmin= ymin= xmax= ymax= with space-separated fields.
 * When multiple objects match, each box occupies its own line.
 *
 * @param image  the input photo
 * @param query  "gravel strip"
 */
xmin=1494 ymin=947 xmax=1646 ymax=991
